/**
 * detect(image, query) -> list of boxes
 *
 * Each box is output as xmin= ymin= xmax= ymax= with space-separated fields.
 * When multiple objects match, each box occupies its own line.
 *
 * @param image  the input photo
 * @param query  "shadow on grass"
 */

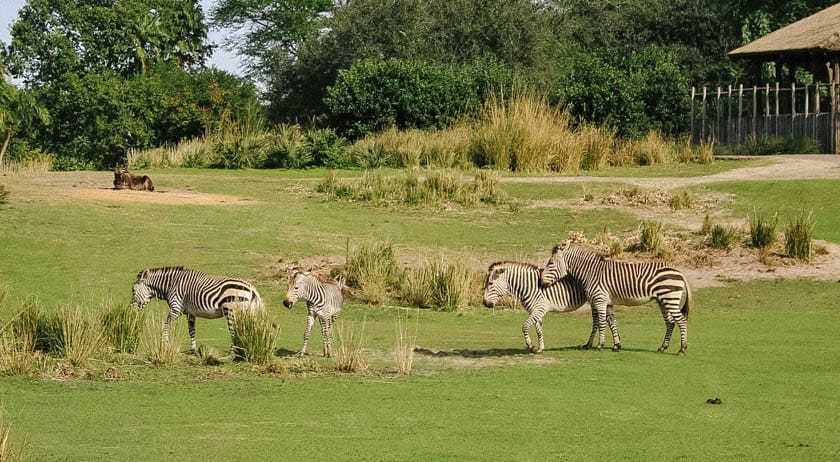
xmin=274 ymin=348 xmax=298 ymax=357
xmin=414 ymin=345 xmax=668 ymax=357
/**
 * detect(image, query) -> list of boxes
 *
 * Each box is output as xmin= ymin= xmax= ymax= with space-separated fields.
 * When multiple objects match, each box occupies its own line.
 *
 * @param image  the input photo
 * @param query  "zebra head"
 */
xmin=131 ymin=269 xmax=154 ymax=309
xmin=482 ymin=263 xmax=511 ymax=308
xmin=540 ymin=241 xmax=571 ymax=287
xmin=283 ymin=271 xmax=306 ymax=308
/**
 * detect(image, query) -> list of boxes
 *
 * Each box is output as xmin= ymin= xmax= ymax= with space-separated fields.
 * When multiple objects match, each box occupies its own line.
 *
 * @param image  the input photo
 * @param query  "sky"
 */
xmin=0 ymin=0 xmax=244 ymax=78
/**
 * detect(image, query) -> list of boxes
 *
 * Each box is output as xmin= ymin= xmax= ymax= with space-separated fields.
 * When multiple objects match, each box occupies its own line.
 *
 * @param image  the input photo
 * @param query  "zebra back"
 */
xmin=138 ymin=266 xmax=261 ymax=310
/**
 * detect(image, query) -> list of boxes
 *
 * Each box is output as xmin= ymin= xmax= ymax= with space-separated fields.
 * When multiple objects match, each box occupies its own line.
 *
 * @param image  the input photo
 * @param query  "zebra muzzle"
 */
xmin=283 ymin=299 xmax=293 ymax=308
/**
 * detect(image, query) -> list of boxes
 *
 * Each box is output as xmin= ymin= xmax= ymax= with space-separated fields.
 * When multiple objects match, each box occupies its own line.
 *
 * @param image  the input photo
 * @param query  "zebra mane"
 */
xmin=291 ymin=270 xmax=338 ymax=285
xmin=488 ymin=261 xmax=540 ymax=272
xmin=137 ymin=266 xmax=188 ymax=279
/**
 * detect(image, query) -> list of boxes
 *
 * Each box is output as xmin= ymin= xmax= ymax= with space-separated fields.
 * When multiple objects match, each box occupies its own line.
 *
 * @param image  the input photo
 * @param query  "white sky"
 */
xmin=0 ymin=0 xmax=244 ymax=77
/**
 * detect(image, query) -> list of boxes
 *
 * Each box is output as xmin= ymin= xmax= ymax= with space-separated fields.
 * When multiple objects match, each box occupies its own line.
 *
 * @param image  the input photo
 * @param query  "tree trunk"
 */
xmin=0 ymin=125 xmax=11 ymax=168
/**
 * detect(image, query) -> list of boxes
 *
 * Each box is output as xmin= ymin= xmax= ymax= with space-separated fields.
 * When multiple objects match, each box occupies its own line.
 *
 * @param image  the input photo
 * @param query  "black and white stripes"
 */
xmin=132 ymin=266 xmax=263 ymax=353
xmin=283 ymin=271 xmax=343 ymax=357
xmin=540 ymin=240 xmax=691 ymax=354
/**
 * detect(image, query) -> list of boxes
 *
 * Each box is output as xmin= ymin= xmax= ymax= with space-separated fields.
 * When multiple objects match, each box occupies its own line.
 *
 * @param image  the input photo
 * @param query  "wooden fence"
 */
xmin=690 ymin=82 xmax=840 ymax=153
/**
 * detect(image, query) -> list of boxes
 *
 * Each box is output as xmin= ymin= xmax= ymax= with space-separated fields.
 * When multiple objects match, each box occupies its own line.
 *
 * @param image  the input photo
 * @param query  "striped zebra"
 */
xmin=283 ymin=271 xmax=343 ymax=357
xmin=483 ymin=261 xmax=622 ymax=353
xmin=131 ymin=267 xmax=263 ymax=354
xmin=539 ymin=240 xmax=691 ymax=354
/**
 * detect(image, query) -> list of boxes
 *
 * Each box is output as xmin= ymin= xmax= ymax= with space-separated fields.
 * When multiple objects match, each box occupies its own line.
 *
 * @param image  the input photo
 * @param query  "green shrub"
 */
xmin=669 ymin=190 xmax=693 ymax=210
xmin=325 ymin=59 xmax=475 ymax=139
xmin=59 ymin=304 xmax=105 ymax=367
xmin=340 ymin=241 xmax=403 ymax=305
xmin=710 ymin=224 xmax=739 ymax=249
xmin=700 ymin=214 xmax=714 ymax=235
xmin=102 ymin=302 xmax=145 ymax=354
xmin=718 ymin=135 xmax=821 ymax=156
xmin=427 ymin=260 xmax=473 ymax=312
xmin=639 ymin=220 xmax=663 ymax=255
xmin=785 ymin=211 xmax=814 ymax=261
xmin=749 ymin=211 xmax=778 ymax=249
xmin=231 ymin=309 xmax=281 ymax=365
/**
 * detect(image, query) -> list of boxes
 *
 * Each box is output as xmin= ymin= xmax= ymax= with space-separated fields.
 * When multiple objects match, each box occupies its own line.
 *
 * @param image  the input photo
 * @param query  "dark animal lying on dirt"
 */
xmin=113 ymin=164 xmax=154 ymax=191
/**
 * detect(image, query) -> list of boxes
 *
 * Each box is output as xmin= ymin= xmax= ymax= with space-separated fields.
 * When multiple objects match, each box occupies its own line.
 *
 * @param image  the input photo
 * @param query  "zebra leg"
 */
xmin=223 ymin=305 xmax=238 ymax=357
xmin=521 ymin=317 xmax=536 ymax=353
xmin=582 ymin=307 xmax=598 ymax=349
xmin=656 ymin=302 xmax=676 ymax=353
xmin=607 ymin=306 xmax=622 ymax=352
xmin=534 ymin=319 xmax=544 ymax=354
xmin=300 ymin=314 xmax=315 ymax=356
xmin=319 ymin=316 xmax=332 ymax=358
xmin=162 ymin=306 xmax=183 ymax=348
xmin=676 ymin=313 xmax=688 ymax=355
xmin=187 ymin=314 xmax=197 ymax=354
xmin=594 ymin=302 xmax=608 ymax=351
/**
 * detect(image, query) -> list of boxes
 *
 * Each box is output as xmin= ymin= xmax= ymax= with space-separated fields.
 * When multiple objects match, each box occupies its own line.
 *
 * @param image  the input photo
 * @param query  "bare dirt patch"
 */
xmin=72 ymin=187 xmax=253 ymax=206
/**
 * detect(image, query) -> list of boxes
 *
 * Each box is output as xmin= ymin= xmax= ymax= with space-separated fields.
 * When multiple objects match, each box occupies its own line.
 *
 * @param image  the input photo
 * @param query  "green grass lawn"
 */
xmin=1 ymin=166 xmax=839 ymax=460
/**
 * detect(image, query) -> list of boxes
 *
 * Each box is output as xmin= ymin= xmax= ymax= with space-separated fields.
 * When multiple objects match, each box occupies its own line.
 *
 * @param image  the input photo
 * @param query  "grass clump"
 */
xmin=669 ymin=190 xmax=693 ymax=210
xmin=1 ymin=409 xmax=27 ymax=462
xmin=141 ymin=310 xmax=186 ymax=366
xmin=785 ymin=211 xmax=814 ymax=261
xmin=710 ymin=224 xmax=740 ymax=249
xmin=399 ymin=258 xmax=476 ymax=311
xmin=340 ymin=241 xmax=402 ymax=305
xmin=638 ymin=221 xmax=664 ymax=255
xmin=333 ymin=319 xmax=368 ymax=373
xmin=231 ymin=309 xmax=281 ymax=365
xmin=0 ymin=184 xmax=8 ymax=207
xmin=394 ymin=310 xmax=417 ymax=376
xmin=102 ymin=301 xmax=145 ymax=354
xmin=700 ymin=214 xmax=714 ymax=235
xmin=58 ymin=304 xmax=105 ymax=367
xmin=749 ymin=211 xmax=778 ymax=249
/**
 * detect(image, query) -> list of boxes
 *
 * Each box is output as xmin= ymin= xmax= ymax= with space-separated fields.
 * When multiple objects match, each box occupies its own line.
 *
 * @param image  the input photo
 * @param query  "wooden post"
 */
xmin=815 ymin=82 xmax=821 ymax=114
xmin=752 ymin=85 xmax=758 ymax=139
xmin=765 ymin=83 xmax=771 ymax=137
xmin=791 ymin=82 xmax=797 ymax=138
xmin=716 ymin=86 xmax=722 ymax=142
xmin=691 ymin=87 xmax=696 ymax=145
xmin=775 ymin=81 xmax=780 ymax=136
xmin=832 ymin=82 xmax=837 ymax=153
xmin=727 ymin=84 xmax=733 ymax=143
xmin=738 ymin=84 xmax=744 ymax=143
xmin=701 ymin=87 xmax=707 ymax=142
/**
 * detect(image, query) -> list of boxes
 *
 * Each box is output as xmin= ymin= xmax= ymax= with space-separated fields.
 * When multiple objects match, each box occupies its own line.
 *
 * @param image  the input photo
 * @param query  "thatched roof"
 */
xmin=729 ymin=3 xmax=840 ymax=60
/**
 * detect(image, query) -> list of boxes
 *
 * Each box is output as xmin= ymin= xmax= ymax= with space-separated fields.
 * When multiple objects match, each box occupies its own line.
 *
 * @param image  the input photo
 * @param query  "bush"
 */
xmin=717 ymin=135 xmax=821 ymax=156
xmin=669 ymin=190 xmax=693 ymax=210
xmin=749 ymin=211 xmax=778 ymax=249
xmin=231 ymin=309 xmax=281 ymax=365
xmin=102 ymin=302 xmax=145 ymax=354
xmin=325 ymin=59 xmax=475 ymax=139
xmin=700 ymin=214 xmax=714 ymax=235
xmin=339 ymin=241 xmax=403 ymax=305
xmin=785 ymin=211 xmax=814 ymax=261
xmin=710 ymin=224 xmax=739 ymax=249
xmin=639 ymin=220 xmax=664 ymax=255
xmin=399 ymin=258 xmax=474 ymax=311
xmin=59 ymin=304 xmax=105 ymax=367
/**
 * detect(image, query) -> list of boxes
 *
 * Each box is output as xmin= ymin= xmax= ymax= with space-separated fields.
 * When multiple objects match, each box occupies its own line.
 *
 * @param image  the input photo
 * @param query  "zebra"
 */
xmin=131 ymin=266 xmax=263 ymax=354
xmin=539 ymin=240 xmax=691 ymax=354
xmin=483 ymin=261 xmax=623 ymax=353
xmin=283 ymin=271 xmax=343 ymax=357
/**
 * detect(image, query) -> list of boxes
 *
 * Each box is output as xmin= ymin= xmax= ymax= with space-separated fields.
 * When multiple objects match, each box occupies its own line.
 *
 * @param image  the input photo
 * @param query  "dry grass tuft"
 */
xmin=333 ymin=319 xmax=368 ymax=373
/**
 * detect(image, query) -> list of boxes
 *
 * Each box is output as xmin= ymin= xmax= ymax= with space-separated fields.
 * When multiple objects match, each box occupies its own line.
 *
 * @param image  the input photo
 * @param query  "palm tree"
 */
xmin=0 ymin=80 xmax=50 ymax=167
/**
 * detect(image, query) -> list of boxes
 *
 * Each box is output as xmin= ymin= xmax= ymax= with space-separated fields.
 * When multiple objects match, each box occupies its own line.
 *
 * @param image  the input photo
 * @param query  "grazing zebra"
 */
xmin=131 ymin=266 xmax=263 ymax=354
xmin=283 ymin=271 xmax=343 ymax=357
xmin=540 ymin=240 xmax=691 ymax=354
xmin=483 ymin=261 xmax=622 ymax=353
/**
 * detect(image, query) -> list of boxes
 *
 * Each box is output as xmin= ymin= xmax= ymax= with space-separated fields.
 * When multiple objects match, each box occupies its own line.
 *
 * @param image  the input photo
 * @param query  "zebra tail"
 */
xmin=251 ymin=288 xmax=264 ymax=310
xmin=681 ymin=279 xmax=691 ymax=319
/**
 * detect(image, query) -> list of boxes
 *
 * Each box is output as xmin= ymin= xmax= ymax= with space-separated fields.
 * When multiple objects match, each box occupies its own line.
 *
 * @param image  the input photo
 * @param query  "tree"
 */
xmin=1 ymin=0 xmax=211 ymax=86
xmin=0 ymin=80 xmax=49 ymax=166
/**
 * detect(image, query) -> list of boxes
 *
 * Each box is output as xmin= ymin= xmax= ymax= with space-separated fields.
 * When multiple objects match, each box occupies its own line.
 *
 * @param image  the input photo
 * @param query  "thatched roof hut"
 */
xmin=729 ymin=3 xmax=840 ymax=83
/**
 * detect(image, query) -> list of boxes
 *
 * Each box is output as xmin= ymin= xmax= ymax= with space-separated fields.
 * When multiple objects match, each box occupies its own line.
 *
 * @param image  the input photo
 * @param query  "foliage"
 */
xmin=102 ymin=302 xmax=146 ymax=354
xmin=715 ymin=135 xmax=822 ymax=155
xmin=59 ymin=304 xmax=105 ymax=367
xmin=558 ymin=45 xmax=690 ymax=138
xmin=231 ymin=309 xmax=281 ymax=365
xmin=332 ymin=319 xmax=368 ymax=373
xmin=749 ymin=210 xmax=778 ymax=249
xmin=785 ymin=211 xmax=814 ymax=261
xmin=338 ymin=241 xmax=403 ymax=305
xmin=669 ymin=190 xmax=693 ymax=210
xmin=0 ymin=184 xmax=7 ymax=207
xmin=710 ymin=224 xmax=740 ymax=249
xmin=324 ymin=59 xmax=476 ymax=139
xmin=638 ymin=220 xmax=664 ymax=256
xmin=2 ymin=0 xmax=211 ymax=86
xmin=0 ymin=79 xmax=50 ymax=167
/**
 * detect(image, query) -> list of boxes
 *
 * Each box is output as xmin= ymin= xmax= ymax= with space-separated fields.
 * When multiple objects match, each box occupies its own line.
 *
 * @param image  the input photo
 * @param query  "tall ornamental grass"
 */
xmin=59 ymin=304 xmax=105 ymax=367
xmin=333 ymin=319 xmax=368 ymax=373
xmin=340 ymin=241 xmax=403 ymax=305
xmin=231 ymin=309 xmax=281 ymax=365
xmin=102 ymin=301 xmax=146 ymax=354
xmin=749 ymin=211 xmax=778 ymax=250
xmin=785 ymin=211 xmax=814 ymax=261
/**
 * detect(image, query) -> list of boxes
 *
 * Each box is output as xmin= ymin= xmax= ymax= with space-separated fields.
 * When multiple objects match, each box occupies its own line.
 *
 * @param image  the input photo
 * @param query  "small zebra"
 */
xmin=483 ymin=261 xmax=622 ymax=353
xmin=283 ymin=271 xmax=343 ymax=357
xmin=131 ymin=266 xmax=263 ymax=354
xmin=540 ymin=240 xmax=691 ymax=354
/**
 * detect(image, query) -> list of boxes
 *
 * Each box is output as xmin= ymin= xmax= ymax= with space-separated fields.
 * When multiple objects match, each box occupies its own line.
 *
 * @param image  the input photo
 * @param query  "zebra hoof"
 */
xmin=678 ymin=348 xmax=687 ymax=356
xmin=657 ymin=346 xmax=667 ymax=353
xmin=612 ymin=344 xmax=621 ymax=352
xmin=594 ymin=345 xmax=603 ymax=352
xmin=579 ymin=344 xmax=591 ymax=350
